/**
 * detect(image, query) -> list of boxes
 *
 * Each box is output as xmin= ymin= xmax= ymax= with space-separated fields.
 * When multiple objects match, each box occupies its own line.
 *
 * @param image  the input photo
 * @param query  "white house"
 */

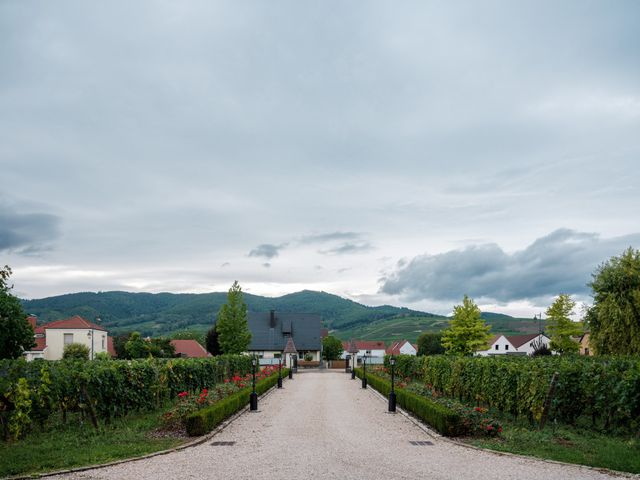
xmin=476 ymin=333 xmax=550 ymax=356
xmin=341 ymin=340 xmax=387 ymax=363
xmin=386 ymin=340 xmax=417 ymax=356
xmin=23 ymin=315 xmax=113 ymax=361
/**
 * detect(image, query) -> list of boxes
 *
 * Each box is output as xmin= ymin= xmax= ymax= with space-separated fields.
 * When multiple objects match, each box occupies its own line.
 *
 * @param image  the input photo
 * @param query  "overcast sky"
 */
xmin=1 ymin=1 xmax=639 ymax=317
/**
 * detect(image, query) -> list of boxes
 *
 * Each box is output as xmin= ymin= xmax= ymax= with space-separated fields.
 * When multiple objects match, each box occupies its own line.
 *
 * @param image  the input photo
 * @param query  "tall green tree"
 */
xmin=416 ymin=332 xmax=445 ymax=356
xmin=441 ymin=295 xmax=492 ymax=356
xmin=216 ymin=281 xmax=251 ymax=354
xmin=205 ymin=326 xmax=221 ymax=356
xmin=322 ymin=335 xmax=344 ymax=361
xmin=586 ymin=247 xmax=640 ymax=355
xmin=546 ymin=294 xmax=582 ymax=354
xmin=0 ymin=265 xmax=35 ymax=359
xmin=124 ymin=332 xmax=148 ymax=358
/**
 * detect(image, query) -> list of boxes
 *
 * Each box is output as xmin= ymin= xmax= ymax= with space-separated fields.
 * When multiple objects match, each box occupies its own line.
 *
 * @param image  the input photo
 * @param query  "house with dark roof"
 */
xmin=476 ymin=333 xmax=550 ymax=356
xmin=23 ymin=315 xmax=114 ymax=361
xmin=246 ymin=310 xmax=322 ymax=363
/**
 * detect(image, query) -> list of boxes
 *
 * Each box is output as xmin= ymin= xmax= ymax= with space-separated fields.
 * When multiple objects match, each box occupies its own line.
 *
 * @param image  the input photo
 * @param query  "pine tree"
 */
xmin=546 ymin=294 xmax=582 ymax=354
xmin=441 ymin=295 xmax=492 ymax=355
xmin=216 ymin=281 xmax=251 ymax=354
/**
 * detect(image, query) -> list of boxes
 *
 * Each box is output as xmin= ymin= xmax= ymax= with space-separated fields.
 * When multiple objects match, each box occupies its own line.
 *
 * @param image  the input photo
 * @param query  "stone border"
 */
xmin=6 ymin=380 xmax=284 ymax=480
xmin=361 ymin=377 xmax=639 ymax=479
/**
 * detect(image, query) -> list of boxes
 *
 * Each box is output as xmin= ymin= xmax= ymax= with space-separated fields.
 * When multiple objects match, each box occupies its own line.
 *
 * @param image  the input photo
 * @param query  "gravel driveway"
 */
xmin=50 ymin=370 xmax=626 ymax=480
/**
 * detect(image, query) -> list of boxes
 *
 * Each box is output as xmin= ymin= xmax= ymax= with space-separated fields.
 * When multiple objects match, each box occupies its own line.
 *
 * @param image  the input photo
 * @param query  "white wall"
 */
xmin=476 ymin=335 xmax=515 ymax=356
xmin=44 ymin=328 xmax=108 ymax=360
xmin=516 ymin=335 xmax=550 ymax=355
xmin=399 ymin=342 xmax=417 ymax=355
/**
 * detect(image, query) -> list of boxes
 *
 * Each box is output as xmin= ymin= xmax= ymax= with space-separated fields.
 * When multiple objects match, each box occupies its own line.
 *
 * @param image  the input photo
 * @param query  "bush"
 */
xmin=185 ymin=368 xmax=287 ymax=436
xmin=355 ymin=368 xmax=464 ymax=436
xmin=62 ymin=343 xmax=89 ymax=360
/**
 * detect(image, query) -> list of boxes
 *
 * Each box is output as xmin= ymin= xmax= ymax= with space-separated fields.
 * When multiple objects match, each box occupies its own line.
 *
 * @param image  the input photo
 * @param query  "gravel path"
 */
xmin=50 ymin=370 xmax=625 ymax=480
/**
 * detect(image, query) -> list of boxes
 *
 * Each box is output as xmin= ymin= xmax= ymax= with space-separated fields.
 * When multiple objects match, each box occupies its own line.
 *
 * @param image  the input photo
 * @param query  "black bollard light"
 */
xmin=250 ymin=356 xmax=258 ymax=411
xmin=345 ymin=354 xmax=351 ymax=373
xmin=277 ymin=356 xmax=283 ymax=388
xmin=389 ymin=355 xmax=397 ymax=412
xmin=361 ymin=354 xmax=368 ymax=389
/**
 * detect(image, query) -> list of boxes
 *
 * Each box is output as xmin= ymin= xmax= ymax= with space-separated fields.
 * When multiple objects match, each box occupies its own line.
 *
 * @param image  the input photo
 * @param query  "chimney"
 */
xmin=269 ymin=310 xmax=276 ymax=328
xmin=27 ymin=315 xmax=37 ymax=329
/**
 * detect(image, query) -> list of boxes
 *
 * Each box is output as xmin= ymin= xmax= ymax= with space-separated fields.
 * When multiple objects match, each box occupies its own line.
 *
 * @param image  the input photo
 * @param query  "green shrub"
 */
xmin=62 ymin=343 xmax=90 ymax=360
xmin=185 ymin=368 xmax=287 ymax=436
xmin=355 ymin=368 xmax=464 ymax=436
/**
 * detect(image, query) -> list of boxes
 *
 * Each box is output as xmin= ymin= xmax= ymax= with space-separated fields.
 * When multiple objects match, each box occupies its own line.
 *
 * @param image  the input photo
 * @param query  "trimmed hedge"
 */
xmin=185 ymin=368 xmax=288 ymax=436
xmin=355 ymin=368 xmax=464 ymax=436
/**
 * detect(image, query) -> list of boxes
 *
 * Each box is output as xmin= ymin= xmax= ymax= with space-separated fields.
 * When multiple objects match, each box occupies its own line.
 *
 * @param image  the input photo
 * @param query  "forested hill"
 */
xmin=21 ymin=290 xmax=433 ymax=337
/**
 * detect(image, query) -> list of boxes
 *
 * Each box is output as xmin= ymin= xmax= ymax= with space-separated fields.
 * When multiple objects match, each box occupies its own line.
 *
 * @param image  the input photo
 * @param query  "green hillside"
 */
xmin=20 ymin=290 xmax=427 ymax=337
xmin=334 ymin=312 xmax=546 ymax=344
xmin=21 ymin=290 xmax=544 ymax=342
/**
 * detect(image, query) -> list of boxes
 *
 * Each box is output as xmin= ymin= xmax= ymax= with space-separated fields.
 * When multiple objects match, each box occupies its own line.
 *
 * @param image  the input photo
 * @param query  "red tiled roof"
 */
xmin=344 ymin=340 xmax=386 ymax=351
xmin=507 ymin=333 xmax=542 ymax=348
xmin=107 ymin=337 xmax=117 ymax=357
xmin=27 ymin=316 xmax=37 ymax=329
xmin=30 ymin=337 xmax=47 ymax=352
xmin=43 ymin=315 xmax=106 ymax=331
xmin=170 ymin=340 xmax=210 ymax=358
xmin=34 ymin=326 xmax=45 ymax=335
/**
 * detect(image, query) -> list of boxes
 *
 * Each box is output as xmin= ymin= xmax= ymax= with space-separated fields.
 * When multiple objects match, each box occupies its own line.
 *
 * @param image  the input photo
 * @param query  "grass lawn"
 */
xmin=0 ymin=410 xmax=186 ymax=478
xmin=468 ymin=422 xmax=640 ymax=474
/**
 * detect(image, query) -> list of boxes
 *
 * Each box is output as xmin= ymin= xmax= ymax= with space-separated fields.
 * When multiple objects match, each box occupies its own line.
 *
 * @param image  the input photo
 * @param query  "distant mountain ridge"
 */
xmin=21 ymin=290 xmax=542 ymax=341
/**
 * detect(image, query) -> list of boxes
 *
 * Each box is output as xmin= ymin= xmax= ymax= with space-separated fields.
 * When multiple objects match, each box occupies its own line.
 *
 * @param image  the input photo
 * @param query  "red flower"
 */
xmin=202 ymin=388 xmax=208 ymax=395
xmin=498 ymin=426 xmax=503 ymax=433
xmin=486 ymin=425 xmax=494 ymax=431
xmin=178 ymin=391 xmax=189 ymax=398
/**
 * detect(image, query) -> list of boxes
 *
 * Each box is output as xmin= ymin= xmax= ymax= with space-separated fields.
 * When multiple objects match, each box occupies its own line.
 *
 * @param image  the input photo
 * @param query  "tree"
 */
xmin=216 ymin=281 xmax=251 ymax=354
xmin=322 ymin=335 xmax=344 ymax=361
xmin=147 ymin=338 xmax=175 ymax=358
xmin=546 ymin=294 xmax=582 ymax=354
xmin=441 ymin=295 xmax=492 ymax=355
xmin=586 ymin=247 xmax=640 ymax=355
xmin=63 ymin=343 xmax=90 ymax=360
xmin=416 ymin=332 xmax=445 ymax=356
xmin=124 ymin=332 xmax=148 ymax=358
xmin=205 ymin=326 xmax=221 ymax=356
xmin=0 ymin=265 xmax=35 ymax=359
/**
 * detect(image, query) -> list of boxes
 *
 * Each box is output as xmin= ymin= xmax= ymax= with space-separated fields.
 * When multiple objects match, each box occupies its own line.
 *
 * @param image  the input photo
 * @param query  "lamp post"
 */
xmin=277 ymin=355 xmax=283 ymax=388
xmin=361 ymin=354 xmax=368 ymax=389
xmin=250 ymin=356 xmax=258 ymax=411
xmin=389 ymin=356 xmax=397 ymax=412
xmin=87 ymin=329 xmax=94 ymax=360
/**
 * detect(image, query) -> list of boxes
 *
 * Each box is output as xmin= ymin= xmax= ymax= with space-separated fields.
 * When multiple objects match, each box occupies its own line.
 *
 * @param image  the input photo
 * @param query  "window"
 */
xmin=505 ymin=344 xmax=509 ymax=350
xmin=495 ymin=344 xmax=499 ymax=350
xmin=102 ymin=336 xmax=105 ymax=349
xmin=64 ymin=333 xmax=74 ymax=345
xmin=585 ymin=348 xmax=589 ymax=355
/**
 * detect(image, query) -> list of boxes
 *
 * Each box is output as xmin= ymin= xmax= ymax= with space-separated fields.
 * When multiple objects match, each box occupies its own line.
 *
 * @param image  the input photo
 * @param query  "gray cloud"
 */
xmin=248 ymin=244 xmax=285 ymax=259
xmin=0 ymin=206 xmax=60 ymax=255
xmin=319 ymin=243 xmax=374 ymax=255
xmin=381 ymin=229 xmax=640 ymax=303
xmin=262 ymin=262 xmax=271 ymax=268
xmin=300 ymin=232 xmax=362 ymax=244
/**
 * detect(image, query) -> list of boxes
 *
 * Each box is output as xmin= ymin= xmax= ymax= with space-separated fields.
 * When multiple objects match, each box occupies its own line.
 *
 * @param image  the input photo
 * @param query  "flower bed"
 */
xmin=184 ymin=366 xmax=287 ymax=436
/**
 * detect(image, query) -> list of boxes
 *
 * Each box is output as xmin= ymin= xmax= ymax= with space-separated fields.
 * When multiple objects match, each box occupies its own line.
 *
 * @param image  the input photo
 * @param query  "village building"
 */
xmin=386 ymin=339 xmax=418 ymax=356
xmin=246 ymin=310 xmax=322 ymax=364
xmin=23 ymin=315 xmax=115 ymax=361
xmin=340 ymin=340 xmax=387 ymax=363
xmin=476 ymin=333 xmax=551 ymax=356
xmin=170 ymin=339 xmax=211 ymax=358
